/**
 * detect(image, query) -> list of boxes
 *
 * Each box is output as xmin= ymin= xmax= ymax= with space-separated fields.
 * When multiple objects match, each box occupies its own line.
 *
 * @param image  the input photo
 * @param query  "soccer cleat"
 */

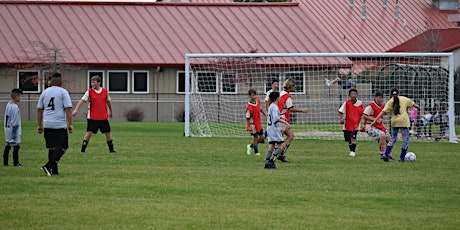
xmin=398 ymin=159 xmax=405 ymax=162
xmin=349 ymin=151 xmax=356 ymax=157
xmin=254 ymin=152 xmax=260 ymax=156
xmin=81 ymin=145 xmax=86 ymax=153
xmin=264 ymin=160 xmax=276 ymax=169
xmin=380 ymin=154 xmax=385 ymax=160
xmin=246 ymin=144 xmax=252 ymax=155
xmin=325 ymin=78 xmax=332 ymax=87
xmin=277 ymin=155 xmax=289 ymax=163
xmin=109 ymin=150 xmax=116 ymax=153
xmin=41 ymin=166 xmax=52 ymax=176
xmin=14 ymin=163 xmax=23 ymax=167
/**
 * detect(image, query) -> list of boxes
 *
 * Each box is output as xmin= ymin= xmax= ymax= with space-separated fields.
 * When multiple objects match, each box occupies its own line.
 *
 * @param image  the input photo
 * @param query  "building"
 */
xmin=0 ymin=0 xmax=458 ymax=121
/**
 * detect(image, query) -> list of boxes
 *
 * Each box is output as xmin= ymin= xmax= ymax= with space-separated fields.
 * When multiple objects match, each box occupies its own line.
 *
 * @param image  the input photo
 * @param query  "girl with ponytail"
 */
xmin=372 ymin=87 xmax=419 ymax=162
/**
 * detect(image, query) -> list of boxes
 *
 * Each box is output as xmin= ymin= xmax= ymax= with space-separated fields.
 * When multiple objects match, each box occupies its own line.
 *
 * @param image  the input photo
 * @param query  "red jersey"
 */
xmin=278 ymin=90 xmax=292 ymax=123
xmin=88 ymin=88 xmax=109 ymax=120
xmin=246 ymin=98 xmax=263 ymax=131
xmin=339 ymin=99 xmax=364 ymax=131
xmin=368 ymin=101 xmax=386 ymax=132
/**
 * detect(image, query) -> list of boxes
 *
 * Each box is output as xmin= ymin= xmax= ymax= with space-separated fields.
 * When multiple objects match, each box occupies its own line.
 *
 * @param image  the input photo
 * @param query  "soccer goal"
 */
xmin=184 ymin=53 xmax=458 ymax=143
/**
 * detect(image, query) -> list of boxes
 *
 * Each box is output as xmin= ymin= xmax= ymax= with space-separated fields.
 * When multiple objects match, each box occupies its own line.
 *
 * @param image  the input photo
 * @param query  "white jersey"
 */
xmin=267 ymin=103 xmax=284 ymax=142
xmin=4 ymin=101 xmax=21 ymax=145
xmin=37 ymin=86 xmax=73 ymax=129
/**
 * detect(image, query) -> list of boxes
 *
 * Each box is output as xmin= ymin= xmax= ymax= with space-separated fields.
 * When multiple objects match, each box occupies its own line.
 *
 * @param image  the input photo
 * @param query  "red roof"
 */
xmin=298 ymin=0 xmax=458 ymax=52
xmin=195 ymin=0 xmax=459 ymax=52
xmin=0 ymin=1 xmax=345 ymax=66
xmin=389 ymin=28 xmax=460 ymax=52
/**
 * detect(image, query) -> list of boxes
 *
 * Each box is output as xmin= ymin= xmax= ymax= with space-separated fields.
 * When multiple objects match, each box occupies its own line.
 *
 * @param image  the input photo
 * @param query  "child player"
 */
xmin=363 ymin=91 xmax=391 ymax=160
xmin=3 ymin=88 xmax=23 ymax=167
xmin=246 ymin=89 xmax=266 ymax=156
xmin=338 ymin=88 xmax=364 ymax=157
xmin=264 ymin=91 xmax=289 ymax=169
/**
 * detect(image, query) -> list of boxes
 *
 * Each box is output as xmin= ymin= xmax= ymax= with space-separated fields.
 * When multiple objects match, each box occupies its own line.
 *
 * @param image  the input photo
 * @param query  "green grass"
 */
xmin=1 ymin=122 xmax=459 ymax=229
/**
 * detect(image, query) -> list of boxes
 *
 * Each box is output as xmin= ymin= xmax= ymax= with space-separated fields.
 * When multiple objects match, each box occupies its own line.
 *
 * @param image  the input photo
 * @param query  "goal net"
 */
xmin=184 ymin=53 xmax=458 ymax=143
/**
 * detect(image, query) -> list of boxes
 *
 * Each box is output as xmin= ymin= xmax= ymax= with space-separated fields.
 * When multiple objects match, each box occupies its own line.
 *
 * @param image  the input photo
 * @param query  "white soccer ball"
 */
xmin=404 ymin=152 xmax=416 ymax=162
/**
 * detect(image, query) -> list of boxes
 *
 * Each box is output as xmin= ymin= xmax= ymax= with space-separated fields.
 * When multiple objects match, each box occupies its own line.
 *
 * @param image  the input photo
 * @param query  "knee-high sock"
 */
xmin=12 ymin=146 xmax=20 ymax=165
xmin=3 ymin=145 xmax=11 ymax=165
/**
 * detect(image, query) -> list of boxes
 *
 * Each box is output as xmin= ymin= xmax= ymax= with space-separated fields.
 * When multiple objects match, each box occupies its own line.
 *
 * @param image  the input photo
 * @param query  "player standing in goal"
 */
xmin=265 ymin=91 xmax=289 ymax=169
xmin=362 ymin=91 xmax=391 ymax=160
xmin=246 ymin=89 xmax=266 ymax=155
xmin=278 ymin=78 xmax=308 ymax=162
xmin=338 ymin=88 xmax=364 ymax=157
xmin=372 ymin=87 xmax=419 ymax=162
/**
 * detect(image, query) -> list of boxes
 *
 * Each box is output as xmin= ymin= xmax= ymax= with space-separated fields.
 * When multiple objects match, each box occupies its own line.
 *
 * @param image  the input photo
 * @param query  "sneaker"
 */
xmin=349 ymin=151 xmax=356 ymax=157
xmin=277 ymin=155 xmax=289 ymax=163
xmin=41 ymin=166 xmax=52 ymax=176
xmin=325 ymin=78 xmax=332 ymax=87
xmin=246 ymin=144 xmax=252 ymax=155
xmin=14 ymin=163 xmax=23 ymax=167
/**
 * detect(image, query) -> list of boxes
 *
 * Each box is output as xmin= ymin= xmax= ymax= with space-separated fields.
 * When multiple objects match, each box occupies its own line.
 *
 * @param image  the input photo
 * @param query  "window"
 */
xmin=284 ymin=72 xmax=305 ymax=94
xmin=17 ymin=70 xmax=40 ymax=93
xmin=107 ymin=71 xmax=129 ymax=93
xmin=221 ymin=73 xmax=237 ymax=94
xmin=176 ymin=71 xmax=193 ymax=94
xmin=88 ymin=71 xmax=104 ymax=89
xmin=132 ymin=71 xmax=149 ymax=94
xmin=196 ymin=71 xmax=217 ymax=94
xmin=264 ymin=73 xmax=280 ymax=93
xmin=42 ymin=71 xmax=53 ymax=90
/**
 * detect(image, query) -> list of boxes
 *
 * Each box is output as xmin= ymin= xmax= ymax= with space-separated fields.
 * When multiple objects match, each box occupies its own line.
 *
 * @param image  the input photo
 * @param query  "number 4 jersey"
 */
xmin=37 ymin=86 xmax=73 ymax=129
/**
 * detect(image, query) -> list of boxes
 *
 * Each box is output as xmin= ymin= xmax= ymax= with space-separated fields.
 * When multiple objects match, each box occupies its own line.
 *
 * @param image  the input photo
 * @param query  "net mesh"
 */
xmin=186 ymin=53 xmax=453 ymax=140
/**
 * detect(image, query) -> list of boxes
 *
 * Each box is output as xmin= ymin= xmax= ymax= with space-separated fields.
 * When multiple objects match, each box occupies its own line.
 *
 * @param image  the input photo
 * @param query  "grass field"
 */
xmin=1 ymin=122 xmax=459 ymax=229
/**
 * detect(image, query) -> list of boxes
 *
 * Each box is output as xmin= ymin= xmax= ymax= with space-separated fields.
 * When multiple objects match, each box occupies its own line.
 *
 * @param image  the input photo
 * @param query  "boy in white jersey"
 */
xmin=72 ymin=75 xmax=115 ymax=153
xmin=264 ymin=91 xmax=290 ymax=169
xmin=3 ymin=88 xmax=23 ymax=167
xmin=37 ymin=73 xmax=73 ymax=176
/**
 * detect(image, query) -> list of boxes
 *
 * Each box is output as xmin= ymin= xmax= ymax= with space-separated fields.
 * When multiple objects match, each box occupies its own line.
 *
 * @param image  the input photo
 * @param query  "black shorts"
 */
xmin=87 ymin=119 xmax=111 ymax=134
xmin=343 ymin=130 xmax=358 ymax=142
xmin=269 ymin=141 xmax=284 ymax=145
xmin=251 ymin=129 xmax=264 ymax=137
xmin=44 ymin=128 xmax=69 ymax=149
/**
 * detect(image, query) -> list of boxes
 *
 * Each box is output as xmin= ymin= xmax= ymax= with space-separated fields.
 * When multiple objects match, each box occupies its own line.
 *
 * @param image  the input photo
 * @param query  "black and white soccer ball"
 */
xmin=404 ymin=152 xmax=416 ymax=162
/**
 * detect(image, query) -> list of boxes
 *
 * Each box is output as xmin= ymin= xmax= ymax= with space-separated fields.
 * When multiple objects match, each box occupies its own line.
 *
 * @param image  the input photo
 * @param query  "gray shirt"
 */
xmin=37 ymin=86 xmax=72 ymax=129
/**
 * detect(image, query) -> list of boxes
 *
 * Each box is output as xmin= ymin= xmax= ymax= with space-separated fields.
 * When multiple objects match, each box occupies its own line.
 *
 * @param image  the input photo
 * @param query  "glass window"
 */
xmin=264 ymin=73 xmax=280 ymax=93
xmin=132 ymin=71 xmax=149 ymax=94
xmin=108 ymin=71 xmax=129 ymax=93
xmin=17 ymin=70 xmax=40 ymax=93
xmin=88 ymin=71 xmax=104 ymax=89
xmin=196 ymin=71 xmax=217 ymax=94
xmin=221 ymin=73 xmax=237 ymax=94
xmin=284 ymin=72 xmax=305 ymax=94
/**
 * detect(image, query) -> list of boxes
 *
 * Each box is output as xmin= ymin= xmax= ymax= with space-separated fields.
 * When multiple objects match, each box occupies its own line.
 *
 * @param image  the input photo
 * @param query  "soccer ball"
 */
xmin=404 ymin=152 xmax=416 ymax=162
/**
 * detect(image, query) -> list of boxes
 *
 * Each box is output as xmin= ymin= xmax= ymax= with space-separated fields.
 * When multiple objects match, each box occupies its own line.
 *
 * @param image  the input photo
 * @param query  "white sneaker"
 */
xmin=349 ymin=151 xmax=356 ymax=157
xmin=325 ymin=78 xmax=332 ymax=87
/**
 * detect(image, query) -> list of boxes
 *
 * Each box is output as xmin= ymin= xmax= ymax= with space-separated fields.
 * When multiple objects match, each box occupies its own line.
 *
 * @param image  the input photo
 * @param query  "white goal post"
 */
xmin=184 ymin=52 xmax=458 ymax=143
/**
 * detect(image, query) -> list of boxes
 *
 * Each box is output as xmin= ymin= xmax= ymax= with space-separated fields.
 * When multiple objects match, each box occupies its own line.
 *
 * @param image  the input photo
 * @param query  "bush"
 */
xmin=124 ymin=107 xmax=144 ymax=122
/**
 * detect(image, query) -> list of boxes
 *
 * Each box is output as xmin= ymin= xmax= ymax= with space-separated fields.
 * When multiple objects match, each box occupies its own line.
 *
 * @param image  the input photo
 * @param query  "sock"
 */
xmin=12 ymin=146 xmax=20 ymax=165
xmin=265 ymin=150 xmax=273 ymax=163
xmin=283 ymin=143 xmax=291 ymax=154
xmin=384 ymin=145 xmax=393 ymax=158
xmin=107 ymin=140 xmax=115 ymax=152
xmin=82 ymin=140 xmax=89 ymax=152
xmin=45 ymin=149 xmax=58 ymax=169
xmin=253 ymin=145 xmax=258 ymax=154
xmin=271 ymin=147 xmax=284 ymax=161
xmin=400 ymin=148 xmax=408 ymax=161
xmin=348 ymin=142 xmax=353 ymax=151
xmin=3 ymin=145 xmax=11 ymax=165
xmin=351 ymin=143 xmax=356 ymax=152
